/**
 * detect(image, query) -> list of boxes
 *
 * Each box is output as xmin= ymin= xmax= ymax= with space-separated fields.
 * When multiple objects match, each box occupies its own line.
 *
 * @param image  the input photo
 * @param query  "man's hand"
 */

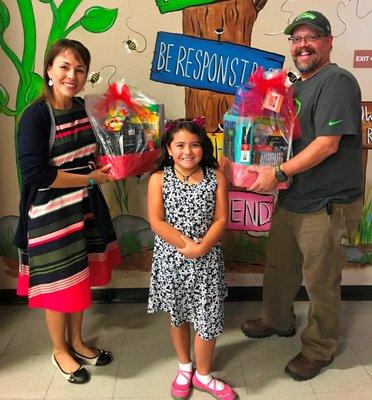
xmin=248 ymin=165 xmax=278 ymax=193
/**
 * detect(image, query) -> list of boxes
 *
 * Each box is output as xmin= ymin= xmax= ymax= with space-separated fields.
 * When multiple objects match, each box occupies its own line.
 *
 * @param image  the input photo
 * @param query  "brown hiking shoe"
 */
xmin=241 ymin=318 xmax=295 ymax=338
xmin=285 ymin=352 xmax=333 ymax=381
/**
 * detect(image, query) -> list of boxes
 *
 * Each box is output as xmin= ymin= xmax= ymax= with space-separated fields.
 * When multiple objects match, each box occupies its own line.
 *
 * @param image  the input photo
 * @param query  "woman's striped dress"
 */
xmin=17 ymin=102 xmax=121 ymax=312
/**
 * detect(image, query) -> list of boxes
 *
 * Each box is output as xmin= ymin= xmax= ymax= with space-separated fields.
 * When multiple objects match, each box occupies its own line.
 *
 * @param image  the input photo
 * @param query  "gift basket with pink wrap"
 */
xmin=85 ymin=80 xmax=164 ymax=179
xmin=220 ymin=68 xmax=300 ymax=189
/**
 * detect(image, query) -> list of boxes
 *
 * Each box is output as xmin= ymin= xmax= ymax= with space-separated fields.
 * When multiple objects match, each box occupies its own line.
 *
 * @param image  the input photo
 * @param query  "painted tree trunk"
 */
xmin=183 ymin=0 xmax=268 ymax=131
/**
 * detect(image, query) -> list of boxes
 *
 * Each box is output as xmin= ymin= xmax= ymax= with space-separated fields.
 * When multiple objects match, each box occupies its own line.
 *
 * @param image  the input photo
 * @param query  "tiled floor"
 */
xmin=0 ymin=301 xmax=372 ymax=399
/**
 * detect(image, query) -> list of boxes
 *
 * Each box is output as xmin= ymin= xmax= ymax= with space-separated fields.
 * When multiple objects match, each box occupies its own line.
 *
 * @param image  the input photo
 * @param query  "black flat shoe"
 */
xmin=69 ymin=345 xmax=113 ymax=366
xmin=52 ymin=355 xmax=90 ymax=384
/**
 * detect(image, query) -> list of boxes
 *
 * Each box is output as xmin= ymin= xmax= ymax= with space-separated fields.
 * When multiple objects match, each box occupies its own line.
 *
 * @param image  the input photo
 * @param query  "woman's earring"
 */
xmin=48 ymin=78 xmax=54 ymax=87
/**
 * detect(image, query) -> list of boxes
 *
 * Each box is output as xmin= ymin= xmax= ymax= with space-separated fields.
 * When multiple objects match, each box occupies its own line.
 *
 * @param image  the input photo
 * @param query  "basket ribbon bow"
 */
xmin=105 ymin=81 xmax=149 ymax=121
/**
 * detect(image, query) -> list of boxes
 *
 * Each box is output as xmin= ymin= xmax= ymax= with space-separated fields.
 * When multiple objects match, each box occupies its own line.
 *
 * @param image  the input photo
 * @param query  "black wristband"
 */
xmin=274 ymin=165 xmax=288 ymax=182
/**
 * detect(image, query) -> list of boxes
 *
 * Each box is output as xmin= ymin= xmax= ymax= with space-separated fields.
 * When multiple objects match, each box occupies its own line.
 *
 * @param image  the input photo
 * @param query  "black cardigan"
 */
xmin=14 ymin=99 xmax=113 ymax=249
xmin=14 ymin=101 xmax=57 ymax=249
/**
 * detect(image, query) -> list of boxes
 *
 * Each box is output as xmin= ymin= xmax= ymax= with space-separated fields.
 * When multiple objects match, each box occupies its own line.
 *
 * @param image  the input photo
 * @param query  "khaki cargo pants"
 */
xmin=262 ymin=199 xmax=362 ymax=360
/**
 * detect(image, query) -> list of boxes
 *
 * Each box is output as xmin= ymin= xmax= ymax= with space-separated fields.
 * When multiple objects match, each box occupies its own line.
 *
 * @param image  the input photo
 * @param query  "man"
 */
xmin=241 ymin=11 xmax=363 ymax=381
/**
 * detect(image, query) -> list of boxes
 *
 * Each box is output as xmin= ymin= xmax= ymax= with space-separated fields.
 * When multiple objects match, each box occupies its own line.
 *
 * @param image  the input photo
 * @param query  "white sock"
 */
xmin=176 ymin=361 xmax=193 ymax=384
xmin=196 ymin=370 xmax=224 ymax=390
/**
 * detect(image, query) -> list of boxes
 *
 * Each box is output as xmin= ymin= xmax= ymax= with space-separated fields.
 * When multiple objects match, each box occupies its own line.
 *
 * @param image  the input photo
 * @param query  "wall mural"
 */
xmin=0 ymin=0 xmax=119 ymax=277
xmin=0 ymin=1 xmax=118 ymax=184
xmin=0 ymin=0 xmax=274 ymax=278
xmin=123 ymin=14 xmax=147 ymax=53
xmin=0 ymin=0 xmax=370 ymax=280
xmin=182 ymin=0 xmax=268 ymax=132
xmin=176 ymin=0 xmax=282 ymax=273
xmin=122 ymin=0 xmax=316 ymax=274
xmin=124 ymin=0 xmax=278 ymax=274
xmin=264 ymin=0 xmax=372 ymax=37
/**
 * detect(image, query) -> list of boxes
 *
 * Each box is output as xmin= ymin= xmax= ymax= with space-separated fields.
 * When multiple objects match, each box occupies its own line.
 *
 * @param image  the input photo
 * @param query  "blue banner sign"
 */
xmin=150 ymin=32 xmax=285 ymax=94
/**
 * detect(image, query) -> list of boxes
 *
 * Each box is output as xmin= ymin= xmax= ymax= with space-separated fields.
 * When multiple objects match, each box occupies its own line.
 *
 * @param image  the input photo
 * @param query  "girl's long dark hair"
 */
xmin=153 ymin=119 xmax=218 ymax=172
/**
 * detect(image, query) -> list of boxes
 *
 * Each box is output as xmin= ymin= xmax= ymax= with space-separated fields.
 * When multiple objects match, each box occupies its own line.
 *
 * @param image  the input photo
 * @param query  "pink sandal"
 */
xmin=192 ymin=373 xmax=238 ymax=400
xmin=171 ymin=369 xmax=193 ymax=400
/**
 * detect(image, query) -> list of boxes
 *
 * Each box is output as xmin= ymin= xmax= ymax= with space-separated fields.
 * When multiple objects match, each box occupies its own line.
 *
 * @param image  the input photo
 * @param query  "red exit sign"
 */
xmin=354 ymin=50 xmax=372 ymax=68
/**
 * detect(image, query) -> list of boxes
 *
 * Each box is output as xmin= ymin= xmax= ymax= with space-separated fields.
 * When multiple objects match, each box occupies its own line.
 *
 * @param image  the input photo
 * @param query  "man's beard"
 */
xmin=294 ymin=58 xmax=320 ymax=74
xmin=293 ymin=46 xmax=320 ymax=74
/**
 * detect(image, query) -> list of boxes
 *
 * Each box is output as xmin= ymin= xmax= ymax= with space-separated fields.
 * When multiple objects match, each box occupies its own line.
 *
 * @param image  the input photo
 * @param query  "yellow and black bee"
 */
xmin=123 ymin=38 xmax=137 ymax=52
xmin=88 ymin=71 xmax=101 ymax=86
xmin=87 ymin=65 xmax=117 ymax=87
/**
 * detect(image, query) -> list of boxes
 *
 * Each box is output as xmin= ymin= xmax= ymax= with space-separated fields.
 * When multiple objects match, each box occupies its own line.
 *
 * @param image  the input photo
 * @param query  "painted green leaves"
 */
xmin=156 ymin=0 xmax=218 ymax=14
xmin=1 ymin=0 xmax=119 ymax=186
xmin=25 ymin=72 xmax=43 ymax=104
xmin=0 ymin=2 xmax=11 ymax=115
xmin=0 ymin=83 xmax=9 ymax=112
xmin=81 ymin=6 xmax=118 ymax=33
xmin=0 ymin=1 xmax=10 ymax=35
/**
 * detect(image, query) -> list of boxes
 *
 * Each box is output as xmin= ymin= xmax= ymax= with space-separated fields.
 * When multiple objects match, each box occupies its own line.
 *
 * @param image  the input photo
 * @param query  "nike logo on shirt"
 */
xmin=328 ymin=119 xmax=343 ymax=126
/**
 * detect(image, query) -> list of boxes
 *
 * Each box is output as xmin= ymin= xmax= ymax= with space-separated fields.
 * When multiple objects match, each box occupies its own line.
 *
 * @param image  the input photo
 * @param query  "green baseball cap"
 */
xmin=284 ymin=11 xmax=332 ymax=35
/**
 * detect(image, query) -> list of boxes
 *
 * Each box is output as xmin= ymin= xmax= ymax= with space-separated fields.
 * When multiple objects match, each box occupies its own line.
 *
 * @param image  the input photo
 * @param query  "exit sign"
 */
xmin=354 ymin=50 xmax=372 ymax=68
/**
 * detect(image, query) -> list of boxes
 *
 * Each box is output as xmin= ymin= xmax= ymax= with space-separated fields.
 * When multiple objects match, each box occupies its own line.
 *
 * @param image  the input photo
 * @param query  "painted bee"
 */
xmin=87 ymin=65 xmax=117 ymax=87
xmin=123 ymin=15 xmax=147 ymax=54
xmin=88 ymin=71 xmax=101 ymax=86
xmin=124 ymin=38 xmax=137 ymax=52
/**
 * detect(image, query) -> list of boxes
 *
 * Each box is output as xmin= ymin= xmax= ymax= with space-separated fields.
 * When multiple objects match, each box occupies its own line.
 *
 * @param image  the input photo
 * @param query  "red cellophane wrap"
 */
xmin=220 ymin=67 xmax=300 ymax=190
xmin=85 ymin=80 xmax=163 ymax=179
xmin=243 ymin=67 xmax=300 ymax=140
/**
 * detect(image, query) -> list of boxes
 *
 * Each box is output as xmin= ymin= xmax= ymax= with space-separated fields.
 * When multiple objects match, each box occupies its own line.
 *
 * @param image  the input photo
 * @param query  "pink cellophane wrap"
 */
xmin=222 ymin=68 xmax=299 ymax=190
xmin=220 ymin=155 xmax=289 ymax=190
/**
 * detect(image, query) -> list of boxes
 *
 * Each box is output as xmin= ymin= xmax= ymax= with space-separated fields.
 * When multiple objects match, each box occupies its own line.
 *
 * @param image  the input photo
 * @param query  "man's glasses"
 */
xmin=288 ymin=34 xmax=326 ymax=45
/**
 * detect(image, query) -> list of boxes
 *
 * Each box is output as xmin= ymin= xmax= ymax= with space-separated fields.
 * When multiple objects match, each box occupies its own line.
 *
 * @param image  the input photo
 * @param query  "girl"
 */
xmin=147 ymin=119 xmax=237 ymax=400
xmin=15 ymin=39 xmax=121 ymax=383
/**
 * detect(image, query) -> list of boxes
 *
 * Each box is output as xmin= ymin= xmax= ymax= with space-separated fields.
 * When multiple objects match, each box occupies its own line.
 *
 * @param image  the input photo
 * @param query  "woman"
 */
xmin=14 ymin=39 xmax=121 ymax=384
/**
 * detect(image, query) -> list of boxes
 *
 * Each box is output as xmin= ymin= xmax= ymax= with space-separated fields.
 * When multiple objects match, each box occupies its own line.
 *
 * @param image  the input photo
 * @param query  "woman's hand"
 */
xmin=176 ymin=234 xmax=204 ymax=259
xmin=88 ymin=164 xmax=113 ymax=184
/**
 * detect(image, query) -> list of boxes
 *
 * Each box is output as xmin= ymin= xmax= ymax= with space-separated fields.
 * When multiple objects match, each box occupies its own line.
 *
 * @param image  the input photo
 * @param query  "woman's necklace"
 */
xmin=173 ymin=166 xmax=201 ymax=183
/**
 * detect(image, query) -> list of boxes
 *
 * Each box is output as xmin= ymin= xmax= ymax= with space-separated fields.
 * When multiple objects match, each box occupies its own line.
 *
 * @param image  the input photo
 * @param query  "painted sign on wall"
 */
xmin=354 ymin=50 xmax=372 ymax=68
xmin=150 ymin=32 xmax=285 ymax=95
xmin=362 ymin=101 xmax=372 ymax=149
xmin=156 ymin=0 xmax=217 ymax=14
xmin=227 ymin=191 xmax=274 ymax=232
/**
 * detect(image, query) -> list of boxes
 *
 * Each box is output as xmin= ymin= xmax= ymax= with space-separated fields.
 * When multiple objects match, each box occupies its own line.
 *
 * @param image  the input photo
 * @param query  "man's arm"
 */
xmin=248 ymin=135 xmax=341 ymax=193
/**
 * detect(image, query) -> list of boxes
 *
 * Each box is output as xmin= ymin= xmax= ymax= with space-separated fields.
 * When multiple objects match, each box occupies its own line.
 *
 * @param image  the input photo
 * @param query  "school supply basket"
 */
xmin=220 ymin=68 xmax=300 ymax=189
xmin=85 ymin=80 xmax=164 ymax=179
